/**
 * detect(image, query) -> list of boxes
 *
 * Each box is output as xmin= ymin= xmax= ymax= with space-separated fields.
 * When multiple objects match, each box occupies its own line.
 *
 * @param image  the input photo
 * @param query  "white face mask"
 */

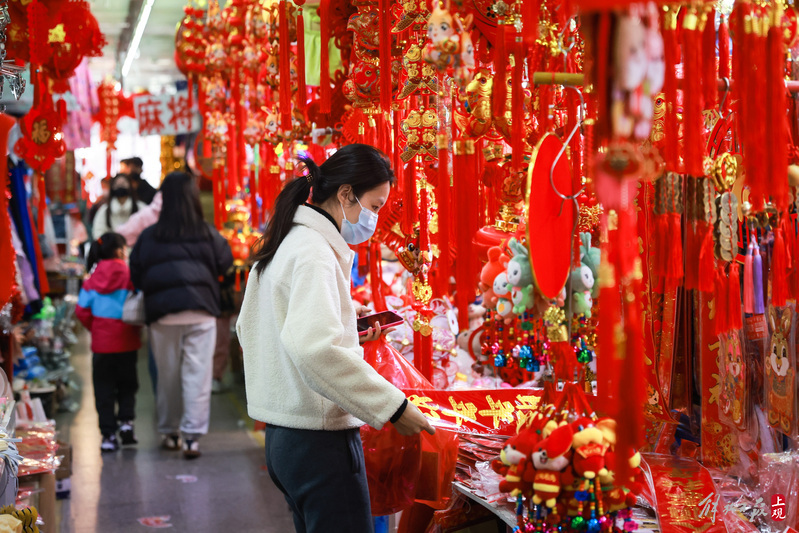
xmin=340 ymin=196 xmax=378 ymax=245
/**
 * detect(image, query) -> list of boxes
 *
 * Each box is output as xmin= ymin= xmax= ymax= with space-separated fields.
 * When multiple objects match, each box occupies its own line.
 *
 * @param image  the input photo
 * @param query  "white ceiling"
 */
xmin=87 ymin=0 xmax=189 ymax=93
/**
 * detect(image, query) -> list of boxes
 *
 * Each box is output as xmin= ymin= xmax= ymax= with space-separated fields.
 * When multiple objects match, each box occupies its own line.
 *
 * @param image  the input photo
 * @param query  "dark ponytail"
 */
xmin=252 ymin=143 xmax=395 ymax=276
xmin=86 ymin=232 xmax=127 ymax=272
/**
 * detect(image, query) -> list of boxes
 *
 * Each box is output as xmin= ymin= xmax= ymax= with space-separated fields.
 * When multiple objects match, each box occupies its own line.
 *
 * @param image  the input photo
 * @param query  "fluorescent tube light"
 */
xmin=121 ymin=0 xmax=156 ymax=78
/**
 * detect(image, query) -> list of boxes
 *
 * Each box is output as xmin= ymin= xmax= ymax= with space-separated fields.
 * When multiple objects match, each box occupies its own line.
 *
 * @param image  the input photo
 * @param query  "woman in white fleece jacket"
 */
xmin=237 ymin=144 xmax=433 ymax=533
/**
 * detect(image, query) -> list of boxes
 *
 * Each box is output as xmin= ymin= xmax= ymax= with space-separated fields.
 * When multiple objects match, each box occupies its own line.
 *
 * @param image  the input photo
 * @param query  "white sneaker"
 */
xmin=211 ymin=380 xmax=226 ymax=394
xmin=182 ymin=439 xmax=200 ymax=459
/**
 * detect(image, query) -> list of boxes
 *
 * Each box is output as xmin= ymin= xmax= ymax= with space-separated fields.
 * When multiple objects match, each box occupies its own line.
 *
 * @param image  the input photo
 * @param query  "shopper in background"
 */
xmin=75 ymin=233 xmax=141 ymax=453
xmin=121 ymin=156 xmax=156 ymax=205
xmin=87 ymin=176 xmax=111 ymax=226
xmin=237 ymin=144 xmax=434 ymax=533
xmin=92 ymin=174 xmax=146 ymax=240
xmin=212 ymin=268 xmax=236 ymax=393
xmin=129 ymin=171 xmax=233 ymax=459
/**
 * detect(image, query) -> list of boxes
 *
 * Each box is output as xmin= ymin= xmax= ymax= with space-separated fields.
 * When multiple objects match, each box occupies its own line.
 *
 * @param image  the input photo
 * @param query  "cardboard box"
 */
xmin=55 ymin=441 xmax=71 ymax=481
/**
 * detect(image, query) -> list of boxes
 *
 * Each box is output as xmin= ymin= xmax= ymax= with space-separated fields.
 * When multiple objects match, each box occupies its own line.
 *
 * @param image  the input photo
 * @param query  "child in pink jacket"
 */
xmin=76 ymin=233 xmax=141 ymax=452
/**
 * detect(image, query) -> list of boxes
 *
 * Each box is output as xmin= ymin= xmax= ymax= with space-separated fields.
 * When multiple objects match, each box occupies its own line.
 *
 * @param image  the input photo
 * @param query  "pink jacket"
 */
xmin=116 ymin=191 xmax=162 ymax=246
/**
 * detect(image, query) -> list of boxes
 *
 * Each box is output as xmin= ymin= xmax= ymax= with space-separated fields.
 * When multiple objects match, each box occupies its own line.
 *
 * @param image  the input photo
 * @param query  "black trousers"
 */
xmin=92 ymin=351 xmax=139 ymax=437
xmin=265 ymin=424 xmax=374 ymax=533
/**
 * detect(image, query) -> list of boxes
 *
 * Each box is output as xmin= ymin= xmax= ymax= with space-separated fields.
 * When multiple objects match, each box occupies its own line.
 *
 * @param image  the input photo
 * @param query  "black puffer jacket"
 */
xmin=129 ymin=224 xmax=234 ymax=324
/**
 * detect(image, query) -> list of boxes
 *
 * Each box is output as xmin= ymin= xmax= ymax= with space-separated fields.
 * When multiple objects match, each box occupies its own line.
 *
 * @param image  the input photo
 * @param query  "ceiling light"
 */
xmin=121 ymin=0 xmax=155 ymax=78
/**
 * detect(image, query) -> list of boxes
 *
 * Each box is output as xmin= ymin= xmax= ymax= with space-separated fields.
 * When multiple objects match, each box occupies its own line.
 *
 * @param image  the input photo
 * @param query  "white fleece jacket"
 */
xmin=236 ymin=206 xmax=406 ymax=431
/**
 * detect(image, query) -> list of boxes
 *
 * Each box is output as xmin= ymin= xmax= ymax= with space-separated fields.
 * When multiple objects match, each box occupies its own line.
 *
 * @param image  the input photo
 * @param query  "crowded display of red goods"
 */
xmin=3 ymin=0 xmax=799 ymax=531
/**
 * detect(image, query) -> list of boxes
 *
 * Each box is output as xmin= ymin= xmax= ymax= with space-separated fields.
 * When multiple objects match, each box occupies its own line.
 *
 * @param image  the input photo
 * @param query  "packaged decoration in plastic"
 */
xmin=361 ymin=339 xmax=425 ymax=515
xmin=718 ymin=330 xmax=748 ymax=431
xmin=765 ymin=304 xmax=797 ymax=436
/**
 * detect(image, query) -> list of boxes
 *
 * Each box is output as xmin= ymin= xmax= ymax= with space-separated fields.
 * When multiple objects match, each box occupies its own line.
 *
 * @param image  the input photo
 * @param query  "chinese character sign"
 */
xmin=772 ymin=494 xmax=787 ymax=522
xmin=134 ymin=90 xmax=200 ymax=136
xmin=403 ymin=389 xmax=550 ymax=435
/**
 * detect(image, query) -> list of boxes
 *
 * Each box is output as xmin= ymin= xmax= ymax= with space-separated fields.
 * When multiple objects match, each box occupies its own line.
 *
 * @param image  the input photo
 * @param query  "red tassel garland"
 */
xmin=511 ymin=42 xmax=524 ymax=174
xmin=437 ymin=142 xmax=452 ymax=298
xmin=682 ymin=11 xmax=703 ymax=176
xmin=772 ymin=228 xmax=789 ymax=307
xmin=718 ymin=16 xmax=731 ymax=119
xmin=378 ymin=0 xmax=392 ymax=113
xmin=492 ymin=23 xmax=508 ymax=119
xmin=296 ymin=8 xmax=307 ymax=112
xmin=319 ymin=0 xmax=331 ymax=114
xmin=767 ymin=25 xmax=789 ymax=212
xmin=702 ymin=9 xmax=717 ymax=110
xmin=662 ymin=9 xmax=680 ymax=172
xmin=279 ymin=0 xmax=292 ymax=132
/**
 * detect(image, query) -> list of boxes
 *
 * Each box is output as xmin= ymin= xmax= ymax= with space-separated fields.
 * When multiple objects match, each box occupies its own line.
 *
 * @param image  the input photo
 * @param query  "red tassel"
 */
xmin=773 ymin=227 xmax=789 ymax=307
xmin=296 ymin=8 xmax=307 ymax=112
xmin=698 ymin=222 xmax=715 ymax=292
xmin=279 ymin=0 xmax=292 ymax=132
xmin=666 ymin=213 xmax=683 ymax=282
xmin=319 ymin=0 xmax=331 ymax=114
xmin=682 ymin=16 xmax=703 ymax=176
xmin=521 ymin=0 xmax=540 ymax=47
xmin=552 ymin=341 xmax=577 ymax=382
xmin=378 ymin=0 xmax=392 ymax=113
xmin=702 ymin=9 xmax=717 ymax=110
xmin=492 ymin=23 xmax=507 ymax=119
xmin=227 ymin=120 xmax=238 ymax=198
xmin=235 ymin=268 xmax=241 ymax=292
xmin=662 ymin=10 xmax=679 ymax=171
xmin=437 ymin=144 xmax=451 ymax=298
xmin=714 ymin=266 xmax=728 ymax=335
xmin=768 ymin=25 xmax=788 ymax=212
xmin=719 ymin=16 xmax=730 ymax=81
xmin=511 ymin=44 xmax=524 ymax=173
xmin=727 ymin=263 xmax=742 ymax=330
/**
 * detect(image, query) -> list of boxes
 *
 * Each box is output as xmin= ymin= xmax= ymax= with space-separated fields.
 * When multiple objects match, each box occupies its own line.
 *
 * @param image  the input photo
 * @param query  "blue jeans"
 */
xmin=265 ymin=424 xmax=373 ymax=533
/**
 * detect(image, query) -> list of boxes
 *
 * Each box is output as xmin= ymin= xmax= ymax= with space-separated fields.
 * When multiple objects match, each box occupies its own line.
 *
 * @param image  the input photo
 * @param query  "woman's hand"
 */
xmin=356 ymin=305 xmax=370 ymax=317
xmin=392 ymin=402 xmax=436 ymax=436
xmin=359 ymin=321 xmax=383 ymax=344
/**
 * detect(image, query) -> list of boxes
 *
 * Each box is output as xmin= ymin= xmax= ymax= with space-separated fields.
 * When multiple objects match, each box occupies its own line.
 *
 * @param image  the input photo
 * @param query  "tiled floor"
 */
xmin=54 ymin=333 xmax=295 ymax=533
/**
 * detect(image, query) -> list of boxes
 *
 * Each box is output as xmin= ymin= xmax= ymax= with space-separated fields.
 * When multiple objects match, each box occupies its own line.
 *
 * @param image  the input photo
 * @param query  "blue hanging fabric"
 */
xmin=7 ymin=159 xmax=42 ymax=296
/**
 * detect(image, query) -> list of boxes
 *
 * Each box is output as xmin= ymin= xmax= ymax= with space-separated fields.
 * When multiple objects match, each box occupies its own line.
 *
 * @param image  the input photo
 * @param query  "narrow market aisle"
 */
xmin=54 ymin=332 xmax=295 ymax=533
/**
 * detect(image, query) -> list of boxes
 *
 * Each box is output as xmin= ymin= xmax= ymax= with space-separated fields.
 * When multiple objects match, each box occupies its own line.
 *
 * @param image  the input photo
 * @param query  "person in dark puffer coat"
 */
xmin=129 ymin=171 xmax=233 ymax=459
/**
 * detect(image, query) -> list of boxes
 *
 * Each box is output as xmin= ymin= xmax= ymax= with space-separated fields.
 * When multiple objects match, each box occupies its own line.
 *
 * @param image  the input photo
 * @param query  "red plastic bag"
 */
xmin=414 ymin=428 xmax=459 ymax=510
xmin=362 ymin=338 xmax=429 ymax=515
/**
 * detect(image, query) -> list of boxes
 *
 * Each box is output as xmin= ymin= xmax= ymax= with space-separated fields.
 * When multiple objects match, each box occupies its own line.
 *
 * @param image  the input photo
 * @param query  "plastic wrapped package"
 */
xmin=361 ymin=339 xmax=426 ymax=515
xmin=764 ymin=304 xmax=798 ymax=437
xmin=718 ymin=330 xmax=748 ymax=431
xmin=750 ymin=452 xmax=799 ymax=530
xmin=16 ymin=422 xmax=59 ymax=477
xmin=470 ymin=460 xmax=504 ymax=503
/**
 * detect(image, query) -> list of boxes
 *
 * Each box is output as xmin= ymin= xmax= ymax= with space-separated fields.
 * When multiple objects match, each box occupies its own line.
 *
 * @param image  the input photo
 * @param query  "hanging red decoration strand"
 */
xmin=378 ymin=0 xmax=392 ymax=113
xmin=767 ymin=22 xmax=788 ymax=212
xmin=279 ymin=0 xmax=292 ymax=132
xmin=662 ymin=8 xmax=679 ymax=171
xmin=492 ymin=22 xmax=508 ymax=119
xmin=296 ymin=7 xmax=307 ymax=112
xmin=319 ymin=0 xmax=331 ymax=114
xmin=682 ymin=10 xmax=704 ymax=177
xmin=702 ymin=9 xmax=717 ymax=110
